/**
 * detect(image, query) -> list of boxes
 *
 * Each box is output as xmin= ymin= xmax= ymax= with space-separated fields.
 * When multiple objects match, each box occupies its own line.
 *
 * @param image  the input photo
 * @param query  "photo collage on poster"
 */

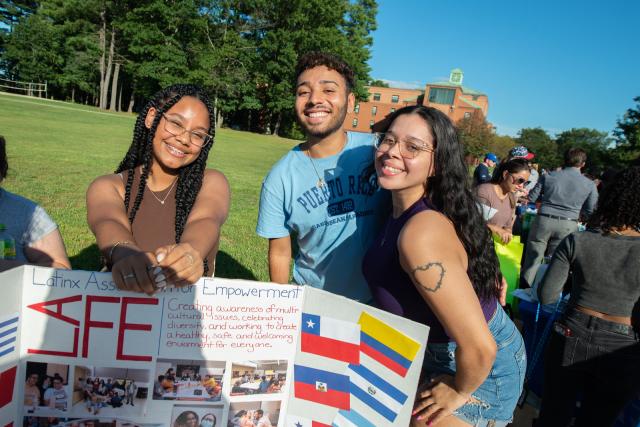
xmin=20 ymin=357 xmax=287 ymax=427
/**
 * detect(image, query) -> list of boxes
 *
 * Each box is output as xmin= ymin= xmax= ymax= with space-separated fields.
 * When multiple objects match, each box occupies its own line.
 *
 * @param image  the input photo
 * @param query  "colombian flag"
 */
xmin=358 ymin=312 xmax=420 ymax=377
xmin=294 ymin=365 xmax=350 ymax=410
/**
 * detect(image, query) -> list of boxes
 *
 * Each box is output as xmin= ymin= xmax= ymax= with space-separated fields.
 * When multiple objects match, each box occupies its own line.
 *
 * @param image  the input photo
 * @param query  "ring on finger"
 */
xmin=123 ymin=273 xmax=136 ymax=280
xmin=185 ymin=253 xmax=195 ymax=266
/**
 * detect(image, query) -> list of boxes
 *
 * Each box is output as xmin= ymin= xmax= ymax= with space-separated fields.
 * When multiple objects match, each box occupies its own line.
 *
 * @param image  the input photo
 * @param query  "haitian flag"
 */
xmin=332 ymin=409 xmax=375 ymax=427
xmin=301 ymin=313 xmax=360 ymax=364
xmin=294 ymin=364 xmax=350 ymax=410
xmin=358 ymin=312 xmax=420 ymax=377
xmin=347 ymin=363 xmax=408 ymax=422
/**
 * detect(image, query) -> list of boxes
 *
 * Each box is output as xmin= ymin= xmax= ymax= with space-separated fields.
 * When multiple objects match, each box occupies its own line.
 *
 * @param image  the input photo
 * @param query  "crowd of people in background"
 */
xmin=78 ymin=377 xmax=137 ymax=414
xmin=4 ymin=50 xmax=639 ymax=426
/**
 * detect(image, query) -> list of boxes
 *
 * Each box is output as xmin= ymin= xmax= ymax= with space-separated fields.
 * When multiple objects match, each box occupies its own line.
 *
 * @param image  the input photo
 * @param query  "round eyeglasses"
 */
xmin=375 ymin=133 xmax=434 ymax=159
xmin=162 ymin=114 xmax=213 ymax=148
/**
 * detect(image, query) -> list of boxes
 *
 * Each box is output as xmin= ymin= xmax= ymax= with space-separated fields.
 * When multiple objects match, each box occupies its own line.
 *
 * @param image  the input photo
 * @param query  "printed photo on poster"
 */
xmin=170 ymin=404 xmax=223 ymax=427
xmin=227 ymin=401 xmax=281 ymax=427
xmin=230 ymin=361 xmax=287 ymax=396
xmin=154 ymin=359 xmax=225 ymax=401
xmin=67 ymin=366 xmax=149 ymax=418
xmin=22 ymin=417 xmax=157 ymax=426
xmin=24 ymin=361 xmax=71 ymax=415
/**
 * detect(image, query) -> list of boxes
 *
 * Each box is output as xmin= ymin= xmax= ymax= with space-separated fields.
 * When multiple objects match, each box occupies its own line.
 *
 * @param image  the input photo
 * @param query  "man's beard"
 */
xmin=297 ymin=103 xmax=348 ymax=140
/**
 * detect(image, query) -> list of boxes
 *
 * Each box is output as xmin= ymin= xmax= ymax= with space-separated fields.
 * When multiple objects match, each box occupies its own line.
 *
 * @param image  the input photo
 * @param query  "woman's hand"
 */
xmin=155 ymin=243 xmax=204 ymax=287
xmin=496 ymin=228 xmax=513 ymax=244
xmin=112 ymin=248 xmax=158 ymax=295
xmin=498 ymin=276 xmax=508 ymax=306
xmin=412 ymin=375 xmax=470 ymax=426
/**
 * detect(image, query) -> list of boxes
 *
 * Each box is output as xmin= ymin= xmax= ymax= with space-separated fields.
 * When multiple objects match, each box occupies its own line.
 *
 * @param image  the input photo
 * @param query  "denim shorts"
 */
xmin=422 ymin=305 xmax=527 ymax=426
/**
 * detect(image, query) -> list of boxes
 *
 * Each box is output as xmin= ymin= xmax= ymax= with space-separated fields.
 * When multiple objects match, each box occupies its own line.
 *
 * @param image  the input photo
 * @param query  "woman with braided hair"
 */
xmin=87 ymin=84 xmax=230 ymax=294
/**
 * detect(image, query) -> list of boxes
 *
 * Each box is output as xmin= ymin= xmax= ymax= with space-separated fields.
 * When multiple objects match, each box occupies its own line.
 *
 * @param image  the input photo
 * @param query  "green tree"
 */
xmin=3 ymin=14 xmax=64 ymax=89
xmin=555 ymin=128 xmax=614 ymax=174
xmin=613 ymin=96 xmax=640 ymax=163
xmin=515 ymin=127 xmax=559 ymax=170
xmin=456 ymin=111 xmax=493 ymax=158
xmin=368 ymin=79 xmax=389 ymax=87
xmin=488 ymin=134 xmax=516 ymax=160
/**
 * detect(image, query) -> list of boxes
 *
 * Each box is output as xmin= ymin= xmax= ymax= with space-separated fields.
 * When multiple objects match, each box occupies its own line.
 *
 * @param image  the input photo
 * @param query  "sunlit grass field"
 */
xmin=0 ymin=92 xmax=298 ymax=281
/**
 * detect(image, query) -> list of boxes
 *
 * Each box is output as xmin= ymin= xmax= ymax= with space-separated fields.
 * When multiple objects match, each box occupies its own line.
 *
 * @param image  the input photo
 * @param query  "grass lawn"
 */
xmin=0 ymin=92 xmax=298 ymax=281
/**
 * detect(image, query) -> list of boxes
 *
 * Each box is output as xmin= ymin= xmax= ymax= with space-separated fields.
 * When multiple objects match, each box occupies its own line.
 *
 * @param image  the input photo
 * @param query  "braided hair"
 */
xmin=115 ymin=84 xmax=215 ymax=273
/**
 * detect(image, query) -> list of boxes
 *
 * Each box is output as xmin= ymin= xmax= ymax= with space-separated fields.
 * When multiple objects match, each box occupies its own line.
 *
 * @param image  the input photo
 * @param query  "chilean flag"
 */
xmin=301 ymin=313 xmax=360 ymax=364
xmin=294 ymin=364 xmax=350 ymax=410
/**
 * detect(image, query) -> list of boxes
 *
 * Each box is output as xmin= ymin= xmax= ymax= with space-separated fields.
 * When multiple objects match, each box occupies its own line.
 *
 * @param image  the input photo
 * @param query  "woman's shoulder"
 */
xmin=87 ymin=173 xmax=126 ymax=198
xmin=475 ymin=182 xmax=495 ymax=197
xmin=399 ymin=209 xmax=458 ymax=252
xmin=201 ymin=169 xmax=230 ymax=191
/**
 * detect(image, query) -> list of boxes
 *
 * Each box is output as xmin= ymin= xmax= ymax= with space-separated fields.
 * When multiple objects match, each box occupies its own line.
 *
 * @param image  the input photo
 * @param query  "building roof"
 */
xmin=428 ymin=81 xmax=485 ymax=96
xmin=458 ymin=96 xmax=482 ymax=109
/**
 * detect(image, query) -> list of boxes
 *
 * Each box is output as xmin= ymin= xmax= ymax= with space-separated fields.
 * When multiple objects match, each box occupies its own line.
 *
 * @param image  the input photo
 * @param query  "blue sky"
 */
xmin=368 ymin=0 xmax=640 ymax=137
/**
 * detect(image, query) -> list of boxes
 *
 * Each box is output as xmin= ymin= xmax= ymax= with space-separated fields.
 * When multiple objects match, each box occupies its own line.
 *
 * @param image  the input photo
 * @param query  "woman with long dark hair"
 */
xmin=363 ymin=106 xmax=525 ymax=426
xmin=87 ymin=84 xmax=230 ymax=294
xmin=536 ymin=166 xmax=640 ymax=426
xmin=476 ymin=158 xmax=531 ymax=244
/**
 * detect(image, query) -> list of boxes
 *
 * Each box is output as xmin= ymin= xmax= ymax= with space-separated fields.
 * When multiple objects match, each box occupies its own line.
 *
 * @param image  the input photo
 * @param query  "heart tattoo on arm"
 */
xmin=411 ymin=261 xmax=446 ymax=293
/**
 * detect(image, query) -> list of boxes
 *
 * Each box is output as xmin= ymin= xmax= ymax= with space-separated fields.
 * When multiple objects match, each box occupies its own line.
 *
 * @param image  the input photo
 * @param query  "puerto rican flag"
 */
xmin=294 ymin=364 xmax=350 ymax=410
xmin=301 ymin=313 xmax=360 ymax=364
xmin=286 ymin=415 xmax=331 ymax=427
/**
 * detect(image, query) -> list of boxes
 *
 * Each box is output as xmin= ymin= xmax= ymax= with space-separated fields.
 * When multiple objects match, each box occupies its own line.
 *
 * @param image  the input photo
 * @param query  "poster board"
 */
xmin=0 ymin=266 xmax=429 ymax=427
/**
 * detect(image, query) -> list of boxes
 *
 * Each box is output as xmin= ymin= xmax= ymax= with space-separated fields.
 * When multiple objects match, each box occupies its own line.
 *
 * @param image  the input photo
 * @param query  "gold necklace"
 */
xmin=305 ymin=134 xmax=347 ymax=189
xmin=147 ymin=177 xmax=178 ymax=205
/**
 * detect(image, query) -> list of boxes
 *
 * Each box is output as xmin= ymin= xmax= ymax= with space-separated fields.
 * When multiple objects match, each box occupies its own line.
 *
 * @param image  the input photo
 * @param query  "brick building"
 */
xmin=345 ymin=68 xmax=488 ymax=133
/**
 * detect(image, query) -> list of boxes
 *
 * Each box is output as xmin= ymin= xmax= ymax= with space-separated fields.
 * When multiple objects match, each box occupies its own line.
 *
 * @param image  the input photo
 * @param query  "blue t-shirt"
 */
xmin=0 ymin=188 xmax=58 ymax=262
xmin=256 ymin=132 xmax=389 ymax=302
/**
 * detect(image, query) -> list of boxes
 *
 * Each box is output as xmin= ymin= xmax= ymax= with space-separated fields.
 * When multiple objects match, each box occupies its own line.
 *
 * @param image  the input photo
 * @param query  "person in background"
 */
xmin=253 ymin=410 xmax=272 ymax=427
xmin=0 ymin=136 xmax=70 ymax=272
xmin=536 ymin=166 xmax=640 ymax=426
xmin=24 ymin=373 xmax=41 ymax=407
xmin=476 ymin=158 xmax=531 ymax=245
xmin=256 ymin=51 xmax=388 ymax=303
xmin=174 ymin=410 xmax=199 ymax=427
xmin=472 ymin=152 xmax=498 ymax=186
xmin=363 ymin=106 xmax=525 ymax=426
xmin=520 ymin=147 xmax=598 ymax=288
xmin=200 ymin=413 xmax=217 ymax=427
xmin=87 ymin=84 xmax=229 ymax=294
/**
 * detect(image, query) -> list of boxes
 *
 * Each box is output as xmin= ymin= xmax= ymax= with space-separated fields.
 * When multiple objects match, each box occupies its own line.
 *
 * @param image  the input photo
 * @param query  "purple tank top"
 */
xmin=362 ymin=198 xmax=497 ymax=343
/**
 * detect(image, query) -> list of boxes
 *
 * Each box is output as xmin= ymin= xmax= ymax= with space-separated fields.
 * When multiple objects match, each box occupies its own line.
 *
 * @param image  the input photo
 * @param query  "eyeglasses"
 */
xmin=510 ymin=175 xmax=530 ymax=186
xmin=375 ymin=133 xmax=434 ymax=159
xmin=162 ymin=114 xmax=212 ymax=148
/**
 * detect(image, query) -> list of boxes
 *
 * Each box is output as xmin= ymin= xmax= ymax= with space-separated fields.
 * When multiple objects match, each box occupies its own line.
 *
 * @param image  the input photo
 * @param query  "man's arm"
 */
xmin=268 ymin=236 xmax=292 ymax=284
xmin=581 ymin=182 xmax=599 ymax=219
xmin=527 ymin=174 xmax=544 ymax=203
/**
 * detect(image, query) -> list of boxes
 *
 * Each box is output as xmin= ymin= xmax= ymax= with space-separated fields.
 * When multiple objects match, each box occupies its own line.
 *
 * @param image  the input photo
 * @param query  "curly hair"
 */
xmin=381 ymin=106 xmax=501 ymax=300
xmin=588 ymin=166 xmax=640 ymax=233
xmin=115 ymin=84 xmax=215 ymax=273
xmin=173 ymin=410 xmax=198 ymax=427
xmin=294 ymin=51 xmax=355 ymax=91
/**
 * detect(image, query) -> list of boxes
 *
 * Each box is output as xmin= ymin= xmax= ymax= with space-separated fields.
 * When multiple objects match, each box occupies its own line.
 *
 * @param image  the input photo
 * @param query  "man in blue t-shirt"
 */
xmin=473 ymin=152 xmax=497 ymax=186
xmin=256 ymin=52 xmax=388 ymax=302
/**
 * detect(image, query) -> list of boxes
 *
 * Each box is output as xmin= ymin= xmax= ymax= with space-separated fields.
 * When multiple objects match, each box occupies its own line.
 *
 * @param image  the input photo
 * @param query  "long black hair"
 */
xmin=382 ymin=105 xmax=501 ymax=300
xmin=116 ymin=84 xmax=215 ymax=271
xmin=588 ymin=166 xmax=640 ymax=233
